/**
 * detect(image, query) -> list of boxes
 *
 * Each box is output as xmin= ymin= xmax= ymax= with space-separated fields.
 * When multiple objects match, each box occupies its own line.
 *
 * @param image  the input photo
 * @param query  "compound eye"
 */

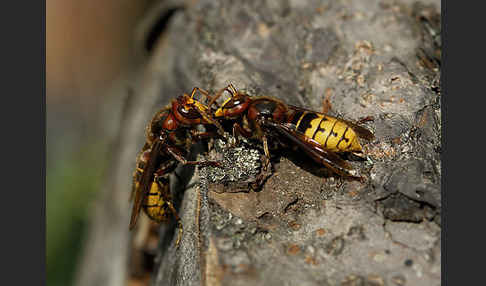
xmin=178 ymin=105 xmax=200 ymax=119
xmin=224 ymin=100 xmax=236 ymax=109
xmin=224 ymin=96 xmax=247 ymax=109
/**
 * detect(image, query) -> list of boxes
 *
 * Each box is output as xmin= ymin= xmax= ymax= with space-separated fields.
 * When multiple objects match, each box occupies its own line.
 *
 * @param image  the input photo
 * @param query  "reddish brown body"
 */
xmin=130 ymin=88 xmax=223 ymax=246
xmin=209 ymin=84 xmax=374 ymax=181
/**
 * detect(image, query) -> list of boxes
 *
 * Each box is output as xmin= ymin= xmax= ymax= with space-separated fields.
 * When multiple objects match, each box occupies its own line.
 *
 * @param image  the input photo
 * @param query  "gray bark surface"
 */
xmin=75 ymin=0 xmax=441 ymax=285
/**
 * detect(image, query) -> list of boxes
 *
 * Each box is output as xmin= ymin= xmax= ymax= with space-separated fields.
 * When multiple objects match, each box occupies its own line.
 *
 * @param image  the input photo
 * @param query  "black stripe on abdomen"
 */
xmin=336 ymin=126 xmax=350 ymax=148
xmin=324 ymin=120 xmax=339 ymax=147
xmin=297 ymin=112 xmax=318 ymax=133
xmin=312 ymin=116 xmax=328 ymax=140
xmin=144 ymin=204 xmax=160 ymax=208
xmin=290 ymin=111 xmax=304 ymax=127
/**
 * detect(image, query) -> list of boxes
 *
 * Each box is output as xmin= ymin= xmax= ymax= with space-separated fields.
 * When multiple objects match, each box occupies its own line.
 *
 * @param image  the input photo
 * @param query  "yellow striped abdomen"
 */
xmin=143 ymin=178 xmax=171 ymax=222
xmin=292 ymin=111 xmax=363 ymax=153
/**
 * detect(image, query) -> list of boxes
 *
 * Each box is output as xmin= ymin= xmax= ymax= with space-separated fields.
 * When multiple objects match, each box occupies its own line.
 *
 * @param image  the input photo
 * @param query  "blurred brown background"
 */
xmin=47 ymin=1 xmax=150 ymax=285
